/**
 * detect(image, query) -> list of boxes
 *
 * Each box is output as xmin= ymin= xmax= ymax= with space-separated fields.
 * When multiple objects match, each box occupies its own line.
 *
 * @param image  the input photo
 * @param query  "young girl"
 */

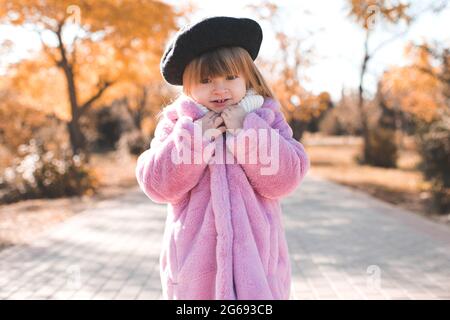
xmin=136 ymin=16 xmax=310 ymax=300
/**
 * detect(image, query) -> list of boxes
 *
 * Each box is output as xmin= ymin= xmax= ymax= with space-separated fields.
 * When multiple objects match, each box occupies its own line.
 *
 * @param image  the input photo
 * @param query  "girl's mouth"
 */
xmin=211 ymin=98 xmax=231 ymax=107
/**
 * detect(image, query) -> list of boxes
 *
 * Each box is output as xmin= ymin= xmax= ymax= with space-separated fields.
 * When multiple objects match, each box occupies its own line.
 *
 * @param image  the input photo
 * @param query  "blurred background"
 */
xmin=0 ymin=0 xmax=449 ymax=249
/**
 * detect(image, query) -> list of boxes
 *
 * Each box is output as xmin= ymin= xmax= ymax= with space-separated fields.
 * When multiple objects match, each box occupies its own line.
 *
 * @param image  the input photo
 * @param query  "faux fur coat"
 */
xmin=135 ymin=94 xmax=309 ymax=300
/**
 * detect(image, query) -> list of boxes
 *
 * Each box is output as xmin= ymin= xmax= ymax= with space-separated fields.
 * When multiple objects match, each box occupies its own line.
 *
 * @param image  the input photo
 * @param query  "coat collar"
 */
xmin=162 ymin=93 xmax=280 ymax=126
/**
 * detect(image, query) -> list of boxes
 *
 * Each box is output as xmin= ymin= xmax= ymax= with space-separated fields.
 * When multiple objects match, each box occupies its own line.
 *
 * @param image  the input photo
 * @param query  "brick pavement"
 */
xmin=1 ymin=174 xmax=449 ymax=300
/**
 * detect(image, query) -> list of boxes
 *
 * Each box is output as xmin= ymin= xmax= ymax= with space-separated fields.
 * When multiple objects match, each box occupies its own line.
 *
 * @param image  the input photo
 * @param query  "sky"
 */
xmin=1 ymin=0 xmax=449 ymax=101
xmin=174 ymin=0 xmax=450 ymax=100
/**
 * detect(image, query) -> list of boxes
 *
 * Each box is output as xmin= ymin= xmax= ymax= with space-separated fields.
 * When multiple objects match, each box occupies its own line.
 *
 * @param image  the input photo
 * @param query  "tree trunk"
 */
xmin=67 ymin=119 xmax=86 ymax=156
xmin=56 ymin=23 xmax=87 ymax=158
xmin=64 ymin=66 xmax=88 ymax=156
xmin=289 ymin=119 xmax=306 ymax=141
xmin=132 ymin=86 xmax=148 ymax=131
xmin=359 ymin=30 xmax=371 ymax=164
xmin=55 ymin=23 xmax=111 ymax=160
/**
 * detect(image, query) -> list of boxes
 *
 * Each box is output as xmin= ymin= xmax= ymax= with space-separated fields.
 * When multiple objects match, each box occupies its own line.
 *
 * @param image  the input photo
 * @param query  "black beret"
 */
xmin=160 ymin=16 xmax=263 ymax=86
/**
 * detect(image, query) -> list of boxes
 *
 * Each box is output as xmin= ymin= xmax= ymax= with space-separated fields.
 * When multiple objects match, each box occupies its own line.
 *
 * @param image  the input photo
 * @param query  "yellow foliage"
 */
xmin=8 ymin=54 xmax=70 ymax=120
xmin=381 ymin=42 xmax=447 ymax=122
xmin=348 ymin=0 xmax=412 ymax=29
xmin=0 ymin=82 xmax=56 ymax=152
xmin=0 ymin=0 xmax=178 ymax=121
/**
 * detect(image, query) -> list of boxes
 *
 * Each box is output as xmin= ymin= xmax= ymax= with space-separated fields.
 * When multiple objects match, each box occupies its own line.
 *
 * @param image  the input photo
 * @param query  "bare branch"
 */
xmin=55 ymin=20 xmax=71 ymax=69
xmin=69 ymin=33 xmax=80 ymax=68
xmin=79 ymin=79 xmax=115 ymax=115
xmin=36 ymin=29 xmax=61 ymax=65
xmin=371 ymin=29 xmax=409 ymax=55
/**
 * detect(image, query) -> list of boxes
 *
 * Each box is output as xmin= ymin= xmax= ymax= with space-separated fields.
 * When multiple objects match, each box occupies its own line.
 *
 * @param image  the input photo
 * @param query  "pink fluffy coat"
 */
xmin=135 ymin=95 xmax=310 ymax=300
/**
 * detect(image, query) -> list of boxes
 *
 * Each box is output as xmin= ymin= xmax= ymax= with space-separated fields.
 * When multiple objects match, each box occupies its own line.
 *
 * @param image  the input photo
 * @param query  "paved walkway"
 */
xmin=1 ymin=174 xmax=450 ymax=300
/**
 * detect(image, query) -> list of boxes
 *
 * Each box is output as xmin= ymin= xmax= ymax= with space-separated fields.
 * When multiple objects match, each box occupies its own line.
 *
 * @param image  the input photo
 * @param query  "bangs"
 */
xmin=184 ymin=47 xmax=245 ymax=84
xmin=182 ymin=46 xmax=274 ymax=98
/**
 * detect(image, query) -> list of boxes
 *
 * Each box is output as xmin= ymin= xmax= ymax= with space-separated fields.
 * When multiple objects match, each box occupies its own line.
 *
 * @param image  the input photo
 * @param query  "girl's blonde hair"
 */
xmin=182 ymin=46 xmax=274 ymax=98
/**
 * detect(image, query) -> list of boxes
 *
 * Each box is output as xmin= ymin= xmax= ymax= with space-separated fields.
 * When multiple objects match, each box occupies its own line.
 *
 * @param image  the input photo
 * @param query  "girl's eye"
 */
xmin=200 ymin=78 xmax=211 ymax=84
xmin=226 ymin=75 xmax=238 ymax=80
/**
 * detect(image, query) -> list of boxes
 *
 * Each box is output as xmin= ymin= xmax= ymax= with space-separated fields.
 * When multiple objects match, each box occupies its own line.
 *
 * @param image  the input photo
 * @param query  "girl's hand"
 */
xmin=194 ymin=111 xmax=226 ymax=141
xmin=221 ymin=105 xmax=247 ymax=133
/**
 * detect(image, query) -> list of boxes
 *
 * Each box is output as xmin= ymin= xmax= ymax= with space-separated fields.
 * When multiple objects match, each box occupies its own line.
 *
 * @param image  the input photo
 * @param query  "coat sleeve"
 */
xmin=225 ymin=109 xmax=310 ymax=199
xmin=135 ymin=115 xmax=215 ymax=204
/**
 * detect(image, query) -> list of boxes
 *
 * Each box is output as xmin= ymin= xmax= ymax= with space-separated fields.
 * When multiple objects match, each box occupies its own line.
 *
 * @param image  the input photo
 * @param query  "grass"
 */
xmin=302 ymin=133 xmax=449 ymax=226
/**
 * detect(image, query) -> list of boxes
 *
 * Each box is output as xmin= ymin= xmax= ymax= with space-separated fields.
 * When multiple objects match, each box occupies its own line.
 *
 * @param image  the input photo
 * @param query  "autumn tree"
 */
xmin=0 ymin=0 xmax=178 ymax=156
xmin=381 ymin=42 xmax=448 ymax=122
xmin=0 ymin=77 xmax=66 ymax=153
xmin=347 ymin=0 xmax=412 ymax=165
xmin=347 ymin=0 xmax=450 ymax=165
xmin=381 ymin=42 xmax=450 ymax=212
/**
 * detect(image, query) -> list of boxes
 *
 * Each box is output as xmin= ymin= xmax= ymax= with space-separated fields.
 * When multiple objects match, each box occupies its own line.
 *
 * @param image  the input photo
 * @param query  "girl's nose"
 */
xmin=212 ymin=81 xmax=228 ymax=93
xmin=213 ymin=88 xmax=228 ymax=95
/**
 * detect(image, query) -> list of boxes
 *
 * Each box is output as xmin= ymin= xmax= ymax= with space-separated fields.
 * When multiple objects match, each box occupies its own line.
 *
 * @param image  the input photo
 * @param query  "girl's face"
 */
xmin=189 ymin=74 xmax=247 ymax=113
